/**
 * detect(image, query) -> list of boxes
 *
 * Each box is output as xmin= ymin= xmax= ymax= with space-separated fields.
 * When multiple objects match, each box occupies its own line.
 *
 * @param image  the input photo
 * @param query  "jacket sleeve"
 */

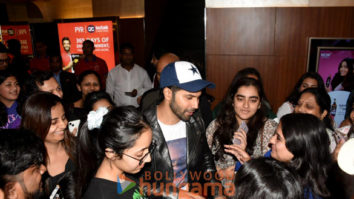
xmin=195 ymin=112 xmax=223 ymax=198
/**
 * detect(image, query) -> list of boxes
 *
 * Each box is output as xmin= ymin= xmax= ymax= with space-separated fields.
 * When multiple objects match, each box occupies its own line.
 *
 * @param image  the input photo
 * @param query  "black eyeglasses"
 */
xmin=122 ymin=141 xmax=156 ymax=166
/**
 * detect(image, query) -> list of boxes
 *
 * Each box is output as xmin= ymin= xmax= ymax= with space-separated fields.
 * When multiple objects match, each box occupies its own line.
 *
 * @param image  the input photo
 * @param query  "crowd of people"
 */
xmin=0 ymin=39 xmax=354 ymax=199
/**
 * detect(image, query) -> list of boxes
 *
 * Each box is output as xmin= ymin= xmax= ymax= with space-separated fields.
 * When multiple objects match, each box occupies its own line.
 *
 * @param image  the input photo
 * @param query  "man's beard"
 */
xmin=18 ymin=180 xmax=44 ymax=199
xmin=24 ymin=189 xmax=44 ymax=199
xmin=169 ymin=94 xmax=194 ymax=122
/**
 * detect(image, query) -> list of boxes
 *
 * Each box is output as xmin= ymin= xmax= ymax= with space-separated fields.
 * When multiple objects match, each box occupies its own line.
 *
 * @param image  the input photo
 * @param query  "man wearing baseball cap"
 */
xmin=141 ymin=61 xmax=222 ymax=199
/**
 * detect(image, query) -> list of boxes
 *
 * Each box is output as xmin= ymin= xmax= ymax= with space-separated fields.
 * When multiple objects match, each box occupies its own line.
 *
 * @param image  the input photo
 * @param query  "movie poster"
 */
xmin=0 ymin=25 xmax=33 ymax=55
xmin=317 ymin=48 xmax=354 ymax=90
xmin=57 ymin=21 xmax=115 ymax=73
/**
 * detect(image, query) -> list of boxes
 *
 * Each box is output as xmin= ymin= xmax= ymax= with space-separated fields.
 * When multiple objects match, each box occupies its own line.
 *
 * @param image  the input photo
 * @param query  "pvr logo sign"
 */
xmin=75 ymin=26 xmax=85 ymax=33
xmin=87 ymin=25 xmax=95 ymax=33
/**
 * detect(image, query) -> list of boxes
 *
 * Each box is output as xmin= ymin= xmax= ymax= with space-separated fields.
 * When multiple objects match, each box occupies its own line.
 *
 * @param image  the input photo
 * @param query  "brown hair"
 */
xmin=21 ymin=92 xmax=76 ymax=160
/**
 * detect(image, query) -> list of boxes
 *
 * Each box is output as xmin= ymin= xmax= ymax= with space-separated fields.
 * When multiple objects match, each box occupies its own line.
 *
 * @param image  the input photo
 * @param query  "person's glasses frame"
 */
xmin=106 ymin=141 xmax=156 ymax=166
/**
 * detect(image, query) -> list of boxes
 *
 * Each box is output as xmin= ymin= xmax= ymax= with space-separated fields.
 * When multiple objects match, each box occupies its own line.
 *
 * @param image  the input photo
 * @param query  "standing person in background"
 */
xmin=29 ymin=41 xmax=50 ymax=72
xmin=0 ymin=42 xmax=9 ymax=71
xmin=150 ymin=46 xmax=167 ymax=88
xmin=75 ymin=40 xmax=108 ymax=88
xmin=61 ymin=37 xmax=74 ymax=72
xmin=49 ymin=55 xmax=80 ymax=104
xmin=277 ymin=72 xmax=325 ymax=120
xmin=106 ymin=43 xmax=151 ymax=107
xmin=140 ymin=52 xmax=179 ymax=112
xmin=7 ymin=39 xmax=29 ymax=75
xmin=6 ymin=39 xmax=30 ymax=86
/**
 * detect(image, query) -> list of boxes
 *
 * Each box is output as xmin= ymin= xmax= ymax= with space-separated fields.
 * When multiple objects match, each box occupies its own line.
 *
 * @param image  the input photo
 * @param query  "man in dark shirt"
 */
xmin=75 ymin=40 xmax=108 ymax=88
xmin=49 ymin=55 xmax=81 ymax=104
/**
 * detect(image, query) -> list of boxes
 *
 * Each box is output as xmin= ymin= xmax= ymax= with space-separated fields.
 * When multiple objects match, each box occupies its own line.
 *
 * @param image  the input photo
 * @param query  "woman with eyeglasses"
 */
xmin=76 ymin=106 xmax=154 ymax=199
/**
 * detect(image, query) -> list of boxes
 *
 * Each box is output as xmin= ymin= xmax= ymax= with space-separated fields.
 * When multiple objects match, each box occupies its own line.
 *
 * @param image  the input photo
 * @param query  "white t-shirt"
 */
xmin=158 ymin=120 xmax=188 ymax=189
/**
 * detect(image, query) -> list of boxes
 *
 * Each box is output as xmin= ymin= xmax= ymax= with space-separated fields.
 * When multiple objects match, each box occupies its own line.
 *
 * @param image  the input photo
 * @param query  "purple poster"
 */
xmin=317 ymin=48 xmax=354 ymax=91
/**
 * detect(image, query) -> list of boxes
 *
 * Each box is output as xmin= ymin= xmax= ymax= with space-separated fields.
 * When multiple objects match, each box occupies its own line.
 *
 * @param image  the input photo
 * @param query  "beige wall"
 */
xmin=206 ymin=0 xmax=354 ymax=8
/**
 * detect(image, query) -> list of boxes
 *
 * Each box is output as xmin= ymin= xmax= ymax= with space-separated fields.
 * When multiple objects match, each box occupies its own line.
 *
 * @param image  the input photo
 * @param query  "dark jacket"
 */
xmin=59 ymin=71 xmax=81 ymax=104
xmin=141 ymin=106 xmax=221 ymax=199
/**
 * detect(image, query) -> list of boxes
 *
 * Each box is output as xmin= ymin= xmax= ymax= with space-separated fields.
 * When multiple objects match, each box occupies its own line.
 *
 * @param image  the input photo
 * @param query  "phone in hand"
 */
xmin=124 ymin=91 xmax=133 ymax=96
xmin=233 ymin=121 xmax=248 ymax=145
xmin=68 ymin=120 xmax=80 ymax=136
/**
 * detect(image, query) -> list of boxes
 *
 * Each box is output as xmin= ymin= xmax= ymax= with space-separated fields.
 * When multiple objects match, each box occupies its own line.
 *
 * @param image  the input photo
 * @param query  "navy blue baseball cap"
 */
xmin=160 ymin=61 xmax=215 ymax=92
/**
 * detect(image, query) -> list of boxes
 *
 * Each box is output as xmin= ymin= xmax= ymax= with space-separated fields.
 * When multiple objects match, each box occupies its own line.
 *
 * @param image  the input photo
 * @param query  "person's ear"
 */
xmin=258 ymin=102 xmax=261 ymax=109
xmin=320 ymin=110 xmax=328 ymax=120
xmin=105 ymin=148 xmax=116 ymax=160
xmin=5 ymin=182 xmax=19 ymax=199
xmin=163 ymin=87 xmax=172 ymax=102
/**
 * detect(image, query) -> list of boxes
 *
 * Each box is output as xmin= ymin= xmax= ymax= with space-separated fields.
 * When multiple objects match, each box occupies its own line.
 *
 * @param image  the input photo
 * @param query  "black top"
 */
xmin=83 ymin=175 xmax=146 ymax=199
xmin=44 ymin=159 xmax=75 ymax=195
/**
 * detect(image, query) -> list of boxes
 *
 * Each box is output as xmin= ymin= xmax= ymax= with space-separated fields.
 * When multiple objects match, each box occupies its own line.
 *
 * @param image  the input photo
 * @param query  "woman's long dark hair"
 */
xmin=286 ymin=72 xmax=325 ymax=105
xmin=213 ymin=78 xmax=266 ymax=161
xmin=234 ymin=158 xmax=303 ymax=199
xmin=76 ymin=106 xmax=150 ymax=197
xmin=83 ymin=91 xmax=115 ymax=112
xmin=225 ymin=67 xmax=271 ymax=112
xmin=296 ymin=88 xmax=333 ymax=131
xmin=21 ymin=92 xmax=76 ymax=161
xmin=77 ymin=70 xmax=102 ymax=87
xmin=281 ymin=113 xmax=331 ymax=198
xmin=331 ymin=58 xmax=353 ymax=91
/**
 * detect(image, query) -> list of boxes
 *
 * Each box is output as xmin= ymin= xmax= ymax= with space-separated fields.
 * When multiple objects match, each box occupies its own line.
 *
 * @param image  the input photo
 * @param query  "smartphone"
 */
xmin=124 ymin=91 xmax=132 ymax=96
xmin=49 ymin=185 xmax=64 ymax=199
xmin=233 ymin=121 xmax=249 ymax=145
xmin=68 ymin=119 xmax=80 ymax=136
xmin=334 ymin=125 xmax=351 ymax=143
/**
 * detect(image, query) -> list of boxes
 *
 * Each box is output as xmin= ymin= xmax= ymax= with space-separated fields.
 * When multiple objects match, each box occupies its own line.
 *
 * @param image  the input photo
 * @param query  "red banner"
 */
xmin=57 ymin=21 xmax=115 ymax=72
xmin=0 ymin=25 xmax=33 ymax=55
